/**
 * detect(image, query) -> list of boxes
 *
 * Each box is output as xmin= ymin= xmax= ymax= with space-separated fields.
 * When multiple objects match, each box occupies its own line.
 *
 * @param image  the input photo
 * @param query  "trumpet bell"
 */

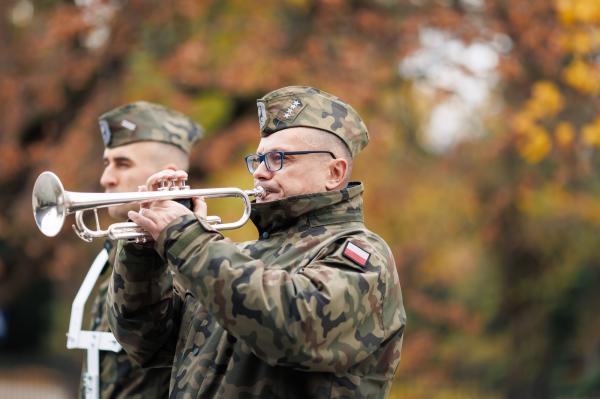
xmin=32 ymin=171 xmax=66 ymax=237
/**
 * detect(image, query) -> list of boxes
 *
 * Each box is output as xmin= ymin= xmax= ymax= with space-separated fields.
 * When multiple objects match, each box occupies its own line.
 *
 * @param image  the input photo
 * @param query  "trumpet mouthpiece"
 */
xmin=254 ymin=186 xmax=265 ymax=198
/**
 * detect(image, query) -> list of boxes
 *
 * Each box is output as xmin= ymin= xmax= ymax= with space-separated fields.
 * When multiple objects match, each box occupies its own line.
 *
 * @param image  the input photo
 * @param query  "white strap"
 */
xmin=66 ymin=248 xmax=122 ymax=399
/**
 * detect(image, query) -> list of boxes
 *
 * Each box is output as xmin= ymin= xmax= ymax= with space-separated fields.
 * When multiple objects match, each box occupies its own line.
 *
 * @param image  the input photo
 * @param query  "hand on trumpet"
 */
xmin=127 ymin=169 xmax=207 ymax=241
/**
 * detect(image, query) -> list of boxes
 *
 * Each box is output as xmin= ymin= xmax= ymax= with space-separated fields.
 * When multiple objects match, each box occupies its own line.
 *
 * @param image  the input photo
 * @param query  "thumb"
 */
xmin=191 ymin=197 xmax=207 ymax=218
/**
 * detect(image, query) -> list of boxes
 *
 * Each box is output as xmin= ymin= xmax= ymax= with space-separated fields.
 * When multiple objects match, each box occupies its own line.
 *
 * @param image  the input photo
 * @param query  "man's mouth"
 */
xmin=256 ymin=184 xmax=272 ymax=193
xmin=255 ymin=186 xmax=278 ymax=201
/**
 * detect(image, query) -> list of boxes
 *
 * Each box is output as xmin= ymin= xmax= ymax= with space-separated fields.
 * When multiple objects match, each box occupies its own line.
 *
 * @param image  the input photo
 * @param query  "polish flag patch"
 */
xmin=343 ymin=241 xmax=370 ymax=267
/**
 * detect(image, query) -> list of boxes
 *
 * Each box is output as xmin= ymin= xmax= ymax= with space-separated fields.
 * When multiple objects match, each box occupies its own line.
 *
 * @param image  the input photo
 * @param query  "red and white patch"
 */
xmin=343 ymin=241 xmax=370 ymax=267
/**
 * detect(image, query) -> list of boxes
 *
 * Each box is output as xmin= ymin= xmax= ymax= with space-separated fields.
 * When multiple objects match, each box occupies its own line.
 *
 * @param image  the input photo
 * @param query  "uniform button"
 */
xmin=261 ymin=232 xmax=269 ymax=239
xmin=192 ymin=347 xmax=200 ymax=356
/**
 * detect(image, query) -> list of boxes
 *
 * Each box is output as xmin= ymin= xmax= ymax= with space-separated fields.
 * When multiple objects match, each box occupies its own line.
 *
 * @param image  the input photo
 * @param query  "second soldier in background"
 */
xmin=80 ymin=101 xmax=202 ymax=398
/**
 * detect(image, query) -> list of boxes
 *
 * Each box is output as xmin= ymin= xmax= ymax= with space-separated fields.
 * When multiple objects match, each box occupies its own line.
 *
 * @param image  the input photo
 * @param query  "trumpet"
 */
xmin=32 ymin=171 xmax=264 ymax=243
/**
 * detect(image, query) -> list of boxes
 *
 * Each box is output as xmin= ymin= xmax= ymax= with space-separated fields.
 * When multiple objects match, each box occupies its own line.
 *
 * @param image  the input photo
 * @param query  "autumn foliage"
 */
xmin=0 ymin=0 xmax=599 ymax=397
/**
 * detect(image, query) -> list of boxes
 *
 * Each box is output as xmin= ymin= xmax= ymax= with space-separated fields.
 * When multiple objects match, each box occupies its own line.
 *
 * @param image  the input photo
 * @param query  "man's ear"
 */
xmin=325 ymin=158 xmax=348 ymax=191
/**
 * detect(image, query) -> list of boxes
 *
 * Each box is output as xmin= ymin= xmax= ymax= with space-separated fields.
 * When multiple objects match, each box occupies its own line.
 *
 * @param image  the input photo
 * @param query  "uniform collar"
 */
xmin=250 ymin=182 xmax=365 ymax=235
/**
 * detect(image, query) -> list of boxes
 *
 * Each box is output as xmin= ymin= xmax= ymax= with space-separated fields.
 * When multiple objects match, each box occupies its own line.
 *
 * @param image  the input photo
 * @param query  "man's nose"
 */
xmin=100 ymin=167 xmax=117 ymax=190
xmin=252 ymin=159 xmax=272 ymax=180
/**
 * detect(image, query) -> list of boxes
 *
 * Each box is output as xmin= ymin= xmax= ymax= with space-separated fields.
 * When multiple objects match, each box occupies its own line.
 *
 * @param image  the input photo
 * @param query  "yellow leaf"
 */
xmin=531 ymin=81 xmax=565 ymax=115
xmin=562 ymin=58 xmax=600 ymax=94
xmin=518 ymin=126 xmax=552 ymax=163
xmin=573 ymin=0 xmax=600 ymax=23
xmin=571 ymin=30 xmax=595 ymax=53
xmin=512 ymin=112 xmax=537 ymax=134
xmin=556 ymin=0 xmax=600 ymax=24
xmin=555 ymin=0 xmax=576 ymax=25
xmin=555 ymin=121 xmax=575 ymax=148
xmin=582 ymin=120 xmax=600 ymax=146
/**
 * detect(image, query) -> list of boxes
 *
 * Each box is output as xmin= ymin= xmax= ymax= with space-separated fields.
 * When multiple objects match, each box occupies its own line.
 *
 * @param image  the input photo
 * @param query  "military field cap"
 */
xmin=256 ymin=86 xmax=369 ymax=158
xmin=98 ymin=101 xmax=203 ymax=154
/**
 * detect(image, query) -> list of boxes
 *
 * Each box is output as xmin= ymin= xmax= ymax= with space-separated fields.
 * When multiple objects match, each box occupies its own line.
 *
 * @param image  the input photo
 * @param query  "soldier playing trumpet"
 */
xmin=80 ymin=101 xmax=202 ymax=398
xmin=108 ymin=86 xmax=406 ymax=398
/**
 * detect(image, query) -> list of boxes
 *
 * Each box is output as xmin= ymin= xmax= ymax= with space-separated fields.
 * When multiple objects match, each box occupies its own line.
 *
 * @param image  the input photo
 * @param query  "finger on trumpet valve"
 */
xmin=158 ymin=179 xmax=169 ymax=191
xmin=169 ymin=177 xmax=179 ymax=190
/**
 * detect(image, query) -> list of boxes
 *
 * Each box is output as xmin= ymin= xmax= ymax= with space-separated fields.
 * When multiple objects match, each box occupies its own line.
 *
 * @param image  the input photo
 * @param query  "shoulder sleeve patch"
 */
xmin=343 ymin=241 xmax=370 ymax=267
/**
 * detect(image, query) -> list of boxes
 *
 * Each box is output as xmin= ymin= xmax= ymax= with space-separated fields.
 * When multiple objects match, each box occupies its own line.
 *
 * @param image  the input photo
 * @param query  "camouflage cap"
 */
xmin=256 ymin=86 xmax=369 ymax=157
xmin=98 ymin=101 xmax=203 ymax=154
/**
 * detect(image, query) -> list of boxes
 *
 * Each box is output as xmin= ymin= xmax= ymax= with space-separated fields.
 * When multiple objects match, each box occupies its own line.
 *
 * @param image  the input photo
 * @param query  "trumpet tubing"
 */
xmin=32 ymin=171 xmax=264 ymax=242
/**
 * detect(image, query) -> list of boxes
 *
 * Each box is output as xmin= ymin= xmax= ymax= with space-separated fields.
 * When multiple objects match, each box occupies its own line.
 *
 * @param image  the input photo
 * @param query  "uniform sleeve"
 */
xmin=107 ymin=240 xmax=181 ymax=368
xmin=156 ymin=215 xmax=404 ymax=373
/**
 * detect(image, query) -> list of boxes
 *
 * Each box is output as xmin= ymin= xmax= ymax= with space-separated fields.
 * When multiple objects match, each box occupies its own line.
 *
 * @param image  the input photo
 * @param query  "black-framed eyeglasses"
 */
xmin=244 ymin=150 xmax=335 ymax=173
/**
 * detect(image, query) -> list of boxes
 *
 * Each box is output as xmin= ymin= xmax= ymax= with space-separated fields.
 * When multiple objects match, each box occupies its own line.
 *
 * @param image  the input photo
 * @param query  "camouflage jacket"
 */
xmin=79 ymin=242 xmax=170 ymax=399
xmin=108 ymin=182 xmax=406 ymax=398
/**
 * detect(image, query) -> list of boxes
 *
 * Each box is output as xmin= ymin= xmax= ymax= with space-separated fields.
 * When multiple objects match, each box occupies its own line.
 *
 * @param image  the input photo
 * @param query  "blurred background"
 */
xmin=1 ymin=0 xmax=600 ymax=398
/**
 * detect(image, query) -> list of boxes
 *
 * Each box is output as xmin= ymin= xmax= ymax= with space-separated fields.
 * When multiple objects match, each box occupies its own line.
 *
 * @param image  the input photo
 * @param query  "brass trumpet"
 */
xmin=32 ymin=171 xmax=264 ymax=243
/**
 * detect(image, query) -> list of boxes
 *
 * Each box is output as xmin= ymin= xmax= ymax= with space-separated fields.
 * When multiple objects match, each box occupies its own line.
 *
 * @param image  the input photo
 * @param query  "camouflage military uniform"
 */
xmin=108 ymin=86 xmax=405 ymax=398
xmin=79 ymin=101 xmax=202 ymax=398
xmin=79 ymin=242 xmax=170 ymax=398
xmin=108 ymin=183 xmax=405 ymax=398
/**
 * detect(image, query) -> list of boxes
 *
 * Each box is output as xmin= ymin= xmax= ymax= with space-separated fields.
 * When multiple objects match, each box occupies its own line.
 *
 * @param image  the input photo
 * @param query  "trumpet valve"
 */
xmin=158 ymin=179 xmax=169 ymax=191
xmin=157 ymin=177 xmax=189 ymax=191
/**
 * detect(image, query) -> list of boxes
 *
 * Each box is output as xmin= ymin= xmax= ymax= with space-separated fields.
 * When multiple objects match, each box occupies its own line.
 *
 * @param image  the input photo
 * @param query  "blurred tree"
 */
xmin=395 ymin=0 xmax=600 ymax=397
